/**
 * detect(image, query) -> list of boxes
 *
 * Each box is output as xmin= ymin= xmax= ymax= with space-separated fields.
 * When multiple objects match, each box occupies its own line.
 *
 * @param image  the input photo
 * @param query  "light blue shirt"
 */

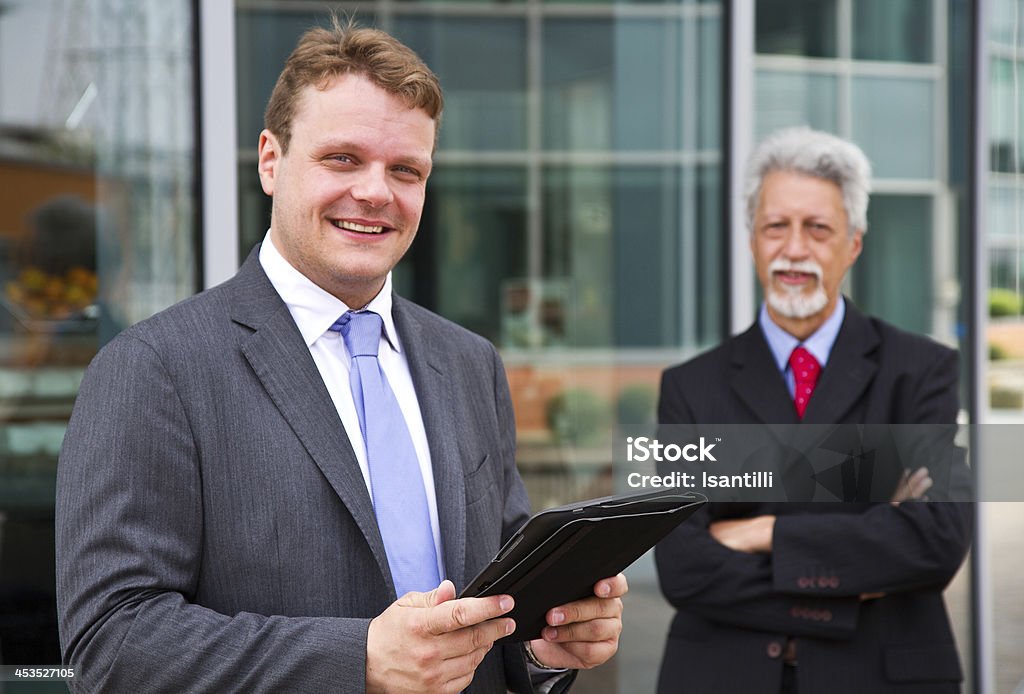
xmin=758 ymin=298 xmax=846 ymax=397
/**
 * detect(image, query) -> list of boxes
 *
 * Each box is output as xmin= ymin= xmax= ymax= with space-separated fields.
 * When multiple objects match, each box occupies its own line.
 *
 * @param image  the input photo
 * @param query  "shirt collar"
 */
xmin=759 ymin=297 xmax=846 ymax=373
xmin=258 ymin=230 xmax=401 ymax=352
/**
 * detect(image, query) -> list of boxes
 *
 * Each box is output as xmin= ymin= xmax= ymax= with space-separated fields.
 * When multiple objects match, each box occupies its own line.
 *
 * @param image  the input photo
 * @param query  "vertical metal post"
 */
xmin=728 ymin=0 xmax=755 ymax=335
xmin=971 ymin=0 xmax=992 ymax=691
xmin=198 ymin=0 xmax=239 ymax=289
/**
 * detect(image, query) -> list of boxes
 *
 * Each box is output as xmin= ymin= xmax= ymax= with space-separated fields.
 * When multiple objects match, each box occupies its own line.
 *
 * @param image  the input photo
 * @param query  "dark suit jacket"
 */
xmin=654 ymin=302 xmax=972 ymax=693
xmin=55 ymin=249 xmax=547 ymax=693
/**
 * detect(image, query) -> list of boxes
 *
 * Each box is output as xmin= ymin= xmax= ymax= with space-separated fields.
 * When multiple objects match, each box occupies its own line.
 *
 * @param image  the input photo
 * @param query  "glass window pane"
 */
xmin=238 ymin=159 xmax=271 ymax=255
xmin=1 ymin=0 xmax=197 ymax=670
xmin=988 ymin=0 xmax=1024 ymax=48
xmin=755 ymin=70 xmax=838 ymax=140
xmin=989 ymin=182 xmax=1024 ymax=242
xmin=542 ymin=20 xmax=614 ymax=150
xmin=988 ymin=248 xmax=1024 ymax=292
xmin=851 ymin=76 xmax=935 ymax=179
xmin=698 ymin=16 xmax=724 ymax=150
xmin=853 ymin=0 xmax=933 ymax=63
xmin=235 ymin=9 xmax=377 ymax=150
xmin=410 ymin=167 xmax=528 ymax=344
xmin=539 ymin=0 xmax=707 ymax=5
xmin=397 ymin=0 xmax=524 ymax=4
xmin=541 ymin=166 xmax=718 ymax=348
xmin=756 ymin=0 xmax=837 ymax=58
xmin=852 ymin=195 xmax=932 ymax=335
xmin=542 ymin=166 xmax=613 ymax=346
xmin=989 ymin=58 xmax=1024 ymax=173
xmin=544 ymin=19 xmax=698 ymax=152
xmin=393 ymin=18 xmax=527 ymax=151
xmin=611 ymin=21 xmax=680 ymax=151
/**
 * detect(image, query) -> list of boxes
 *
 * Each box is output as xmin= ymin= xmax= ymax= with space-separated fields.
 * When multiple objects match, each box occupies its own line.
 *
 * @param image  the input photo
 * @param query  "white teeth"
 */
xmin=334 ymin=220 xmax=384 ymax=234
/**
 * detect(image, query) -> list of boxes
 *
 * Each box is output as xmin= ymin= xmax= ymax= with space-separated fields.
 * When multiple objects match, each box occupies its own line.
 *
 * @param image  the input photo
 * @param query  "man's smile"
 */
xmin=332 ymin=219 xmax=388 ymax=234
xmin=774 ymin=270 xmax=817 ymax=286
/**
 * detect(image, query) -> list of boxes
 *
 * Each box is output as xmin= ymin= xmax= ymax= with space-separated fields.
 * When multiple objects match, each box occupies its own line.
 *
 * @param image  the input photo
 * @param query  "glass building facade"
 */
xmin=1 ymin=0 xmax=1022 ymax=691
xmin=0 ymin=0 xmax=198 ymax=689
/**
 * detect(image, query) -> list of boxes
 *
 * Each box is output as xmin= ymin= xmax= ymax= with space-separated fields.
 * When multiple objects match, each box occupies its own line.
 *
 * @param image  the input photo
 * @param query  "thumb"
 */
xmin=397 ymin=579 xmax=456 ymax=608
xmin=429 ymin=579 xmax=457 ymax=606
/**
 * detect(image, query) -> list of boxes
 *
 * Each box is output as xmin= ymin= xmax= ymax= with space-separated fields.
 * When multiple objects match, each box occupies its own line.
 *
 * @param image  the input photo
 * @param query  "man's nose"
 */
xmin=350 ymin=165 xmax=394 ymax=207
xmin=781 ymin=225 xmax=810 ymax=259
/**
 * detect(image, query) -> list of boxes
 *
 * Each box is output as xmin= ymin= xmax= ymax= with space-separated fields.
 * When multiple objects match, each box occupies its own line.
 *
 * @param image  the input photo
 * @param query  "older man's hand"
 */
xmin=710 ymin=515 xmax=776 ymax=553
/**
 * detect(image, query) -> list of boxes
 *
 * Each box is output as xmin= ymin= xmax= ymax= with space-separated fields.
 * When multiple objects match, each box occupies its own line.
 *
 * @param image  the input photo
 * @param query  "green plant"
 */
xmin=989 ymin=343 xmax=1010 ymax=361
xmin=990 ymin=385 xmax=1024 ymax=409
xmin=546 ymin=388 xmax=612 ymax=446
xmin=616 ymin=384 xmax=657 ymax=429
xmin=989 ymin=289 xmax=1023 ymax=317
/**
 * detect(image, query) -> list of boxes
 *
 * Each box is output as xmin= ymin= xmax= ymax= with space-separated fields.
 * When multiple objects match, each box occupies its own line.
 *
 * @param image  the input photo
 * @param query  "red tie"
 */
xmin=789 ymin=346 xmax=821 ymax=419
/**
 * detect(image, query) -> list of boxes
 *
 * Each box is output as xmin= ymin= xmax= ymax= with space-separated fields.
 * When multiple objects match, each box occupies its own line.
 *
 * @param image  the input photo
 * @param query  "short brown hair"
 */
xmin=264 ymin=16 xmax=443 ymax=152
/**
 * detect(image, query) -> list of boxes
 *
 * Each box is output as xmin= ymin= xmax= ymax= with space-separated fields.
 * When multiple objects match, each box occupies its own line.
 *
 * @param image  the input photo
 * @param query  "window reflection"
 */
xmin=851 ymin=76 xmax=935 ymax=180
xmin=394 ymin=18 xmax=528 ymax=152
xmin=413 ymin=166 xmax=529 ymax=344
xmin=755 ymin=70 xmax=838 ymax=139
xmin=853 ymin=195 xmax=933 ymax=335
xmin=0 ymin=0 xmax=197 ymax=672
xmin=852 ymin=0 xmax=933 ymax=63
xmin=756 ymin=0 xmax=837 ymax=57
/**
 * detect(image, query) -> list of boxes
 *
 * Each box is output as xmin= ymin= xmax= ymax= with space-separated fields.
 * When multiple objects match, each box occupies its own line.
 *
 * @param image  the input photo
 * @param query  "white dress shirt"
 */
xmin=259 ymin=232 xmax=445 ymax=581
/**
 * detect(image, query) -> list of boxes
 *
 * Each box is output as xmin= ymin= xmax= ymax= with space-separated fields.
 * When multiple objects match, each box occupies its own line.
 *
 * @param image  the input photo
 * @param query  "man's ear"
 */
xmin=848 ymin=230 xmax=864 ymax=266
xmin=257 ymin=129 xmax=280 ymax=196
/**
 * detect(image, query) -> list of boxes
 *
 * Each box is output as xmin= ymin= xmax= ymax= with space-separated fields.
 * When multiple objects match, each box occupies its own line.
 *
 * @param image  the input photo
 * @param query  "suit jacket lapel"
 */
xmin=227 ymin=249 xmax=394 ymax=594
xmin=392 ymin=297 xmax=468 ymax=590
xmin=730 ymin=324 xmax=800 ymax=425
xmin=802 ymin=303 xmax=879 ymax=425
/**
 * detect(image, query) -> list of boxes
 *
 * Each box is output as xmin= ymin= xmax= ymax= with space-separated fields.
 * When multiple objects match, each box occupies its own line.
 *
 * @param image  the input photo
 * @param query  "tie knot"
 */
xmin=330 ymin=310 xmax=383 ymax=358
xmin=788 ymin=346 xmax=821 ymax=381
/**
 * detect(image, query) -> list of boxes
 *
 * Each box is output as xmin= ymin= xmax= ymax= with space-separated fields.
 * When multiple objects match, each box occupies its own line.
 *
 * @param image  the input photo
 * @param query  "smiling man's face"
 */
xmin=258 ymin=72 xmax=435 ymax=308
xmin=750 ymin=170 xmax=863 ymax=340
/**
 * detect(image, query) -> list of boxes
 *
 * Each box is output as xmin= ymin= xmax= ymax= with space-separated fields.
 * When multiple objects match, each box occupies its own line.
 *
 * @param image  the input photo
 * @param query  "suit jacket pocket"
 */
xmin=884 ymin=644 xmax=963 ymax=683
xmin=465 ymin=453 xmax=499 ymax=506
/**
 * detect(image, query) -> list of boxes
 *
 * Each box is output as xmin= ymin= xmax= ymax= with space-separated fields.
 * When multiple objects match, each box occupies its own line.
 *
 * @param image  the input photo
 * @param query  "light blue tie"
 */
xmin=330 ymin=310 xmax=440 ymax=597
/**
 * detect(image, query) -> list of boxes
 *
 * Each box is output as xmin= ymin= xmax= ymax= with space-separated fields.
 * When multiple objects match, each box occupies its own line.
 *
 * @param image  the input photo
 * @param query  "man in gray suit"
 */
xmin=56 ymin=20 xmax=625 ymax=693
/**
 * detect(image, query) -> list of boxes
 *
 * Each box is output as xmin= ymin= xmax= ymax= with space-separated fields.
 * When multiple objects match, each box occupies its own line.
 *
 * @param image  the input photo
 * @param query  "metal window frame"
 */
xmin=198 ymin=0 xmax=239 ymax=289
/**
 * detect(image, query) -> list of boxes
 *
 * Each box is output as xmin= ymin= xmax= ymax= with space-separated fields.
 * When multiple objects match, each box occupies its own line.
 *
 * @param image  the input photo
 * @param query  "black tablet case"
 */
xmin=461 ymin=490 xmax=706 ymax=641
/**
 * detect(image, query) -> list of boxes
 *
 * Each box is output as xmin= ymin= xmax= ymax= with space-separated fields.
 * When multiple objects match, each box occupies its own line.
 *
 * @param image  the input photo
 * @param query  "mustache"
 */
xmin=768 ymin=258 xmax=823 ymax=281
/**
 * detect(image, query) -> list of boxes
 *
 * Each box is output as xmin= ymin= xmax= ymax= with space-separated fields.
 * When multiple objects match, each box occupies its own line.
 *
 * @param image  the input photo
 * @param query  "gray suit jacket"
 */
xmin=56 ymin=248 xmax=541 ymax=692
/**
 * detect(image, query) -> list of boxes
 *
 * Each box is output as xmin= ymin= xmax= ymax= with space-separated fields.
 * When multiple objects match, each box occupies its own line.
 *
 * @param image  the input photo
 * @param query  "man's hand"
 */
xmin=366 ymin=580 xmax=515 ymax=694
xmin=528 ymin=574 xmax=627 ymax=670
xmin=891 ymin=467 xmax=932 ymax=505
xmin=709 ymin=515 xmax=776 ymax=553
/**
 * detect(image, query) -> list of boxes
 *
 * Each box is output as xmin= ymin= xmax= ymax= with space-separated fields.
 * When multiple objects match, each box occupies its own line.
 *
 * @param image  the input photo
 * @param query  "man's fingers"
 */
xmin=433 ymin=616 xmax=515 ymax=659
xmin=430 ymin=580 xmax=458 ymax=606
xmin=396 ymin=579 xmax=457 ymax=608
xmin=547 ymin=595 xmax=623 ymax=628
xmin=542 ymin=617 xmax=621 ymax=644
xmin=893 ymin=468 xmax=933 ymax=504
xmin=594 ymin=573 xmax=628 ymax=599
xmin=424 ymin=595 xmax=515 ymax=635
xmin=908 ymin=467 xmax=932 ymax=498
xmin=907 ymin=467 xmax=929 ymax=489
xmin=534 ymin=637 xmax=617 ymax=670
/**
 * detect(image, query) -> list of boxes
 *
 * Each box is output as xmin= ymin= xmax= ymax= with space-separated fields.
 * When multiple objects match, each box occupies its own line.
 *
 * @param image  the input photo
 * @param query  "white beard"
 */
xmin=766 ymin=258 xmax=829 ymax=319
xmin=768 ymin=285 xmax=829 ymax=319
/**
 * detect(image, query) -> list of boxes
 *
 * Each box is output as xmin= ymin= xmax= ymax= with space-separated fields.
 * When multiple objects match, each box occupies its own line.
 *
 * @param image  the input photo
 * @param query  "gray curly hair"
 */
xmin=745 ymin=127 xmax=872 ymax=236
